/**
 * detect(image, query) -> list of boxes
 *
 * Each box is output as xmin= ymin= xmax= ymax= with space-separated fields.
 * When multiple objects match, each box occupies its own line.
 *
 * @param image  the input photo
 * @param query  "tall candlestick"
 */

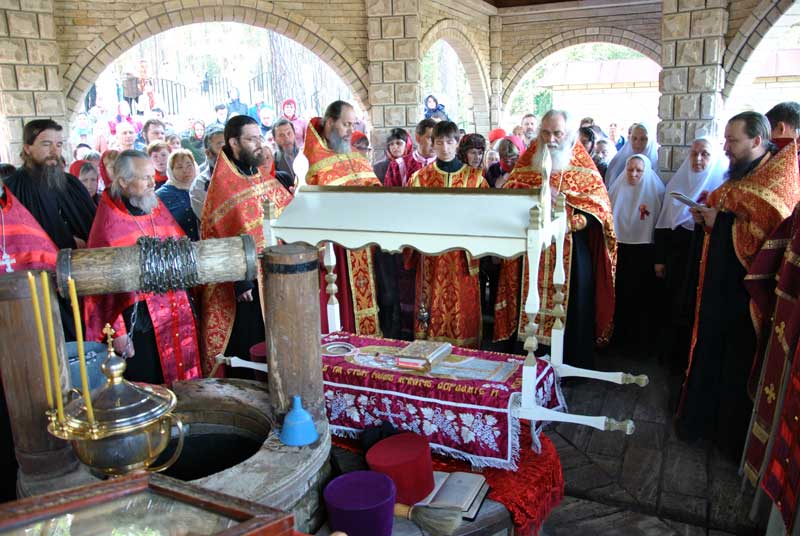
xmin=40 ymin=271 xmax=64 ymax=423
xmin=27 ymin=272 xmax=54 ymax=410
xmin=67 ymin=277 xmax=95 ymax=426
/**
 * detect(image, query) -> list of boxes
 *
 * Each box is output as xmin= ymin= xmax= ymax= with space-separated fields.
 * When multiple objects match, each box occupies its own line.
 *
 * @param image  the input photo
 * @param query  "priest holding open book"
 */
xmin=675 ymin=113 xmax=800 ymax=462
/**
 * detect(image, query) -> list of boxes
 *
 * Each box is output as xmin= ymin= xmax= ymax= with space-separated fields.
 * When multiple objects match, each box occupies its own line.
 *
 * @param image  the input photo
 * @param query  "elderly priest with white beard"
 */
xmin=82 ymin=150 xmax=202 ymax=387
xmin=493 ymin=109 xmax=618 ymax=370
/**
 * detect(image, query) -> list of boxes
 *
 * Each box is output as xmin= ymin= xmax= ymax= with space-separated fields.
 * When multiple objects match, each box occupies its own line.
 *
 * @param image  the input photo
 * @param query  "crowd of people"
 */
xmin=1 ymin=93 xmax=800 ymax=513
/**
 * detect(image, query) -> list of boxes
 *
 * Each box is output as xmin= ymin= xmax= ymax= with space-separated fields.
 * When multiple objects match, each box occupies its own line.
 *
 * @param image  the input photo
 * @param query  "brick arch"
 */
xmin=501 ymin=27 xmax=662 ymax=106
xmin=61 ymin=2 xmax=369 ymax=121
xmin=420 ymin=19 xmax=491 ymax=132
xmin=722 ymin=0 xmax=798 ymax=98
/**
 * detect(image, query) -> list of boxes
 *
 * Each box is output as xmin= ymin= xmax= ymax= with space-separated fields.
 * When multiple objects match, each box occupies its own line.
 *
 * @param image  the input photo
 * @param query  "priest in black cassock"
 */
xmin=5 ymin=119 xmax=96 ymax=340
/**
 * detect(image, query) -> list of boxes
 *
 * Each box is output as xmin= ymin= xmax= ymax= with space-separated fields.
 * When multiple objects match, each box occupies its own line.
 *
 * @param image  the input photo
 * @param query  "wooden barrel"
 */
xmin=0 ymin=272 xmax=80 ymax=494
xmin=56 ymin=235 xmax=257 ymax=297
xmin=262 ymin=244 xmax=324 ymax=423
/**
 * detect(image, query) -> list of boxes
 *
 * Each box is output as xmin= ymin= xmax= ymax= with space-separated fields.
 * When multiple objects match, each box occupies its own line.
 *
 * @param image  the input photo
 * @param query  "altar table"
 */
xmin=321 ymin=332 xmax=566 ymax=471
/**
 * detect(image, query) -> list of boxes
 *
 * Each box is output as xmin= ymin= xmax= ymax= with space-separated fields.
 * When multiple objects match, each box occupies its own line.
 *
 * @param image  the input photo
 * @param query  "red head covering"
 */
xmin=350 ymin=131 xmax=369 ymax=151
xmin=505 ymin=135 xmax=525 ymax=154
xmin=281 ymin=98 xmax=298 ymax=120
xmin=68 ymin=159 xmax=89 ymax=177
xmin=98 ymin=150 xmax=116 ymax=188
xmin=488 ymin=128 xmax=507 ymax=144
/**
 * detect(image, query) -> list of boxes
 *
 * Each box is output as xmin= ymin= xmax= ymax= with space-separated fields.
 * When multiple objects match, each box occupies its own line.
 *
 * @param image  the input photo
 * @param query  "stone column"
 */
xmin=0 ymin=0 xmax=64 ymax=164
xmin=489 ymin=15 xmax=503 ymax=129
xmin=657 ymin=0 xmax=728 ymax=180
xmin=366 ymin=0 xmax=421 ymax=152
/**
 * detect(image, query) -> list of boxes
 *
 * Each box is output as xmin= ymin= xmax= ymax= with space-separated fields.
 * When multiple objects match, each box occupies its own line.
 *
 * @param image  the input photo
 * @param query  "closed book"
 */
xmin=396 ymin=341 xmax=452 ymax=371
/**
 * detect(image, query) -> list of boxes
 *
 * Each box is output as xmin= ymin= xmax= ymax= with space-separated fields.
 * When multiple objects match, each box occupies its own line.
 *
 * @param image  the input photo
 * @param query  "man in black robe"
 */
xmin=5 ymin=119 xmax=96 ymax=341
xmin=5 ymin=120 xmax=96 ymax=250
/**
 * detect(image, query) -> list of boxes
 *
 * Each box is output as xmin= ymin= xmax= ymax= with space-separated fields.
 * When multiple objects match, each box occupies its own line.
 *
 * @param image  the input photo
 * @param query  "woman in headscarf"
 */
xmin=605 ymin=122 xmax=659 ymax=188
xmin=609 ymin=154 xmax=665 ymax=354
xmin=98 ymin=150 xmax=119 ymax=189
xmin=654 ymin=137 xmax=727 ymax=371
xmin=423 ymin=95 xmax=448 ymax=120
xmin=281 ymin=99 xmax=307 ymax=148
xmin=181 ymin=120 xmax=207 ymax=166
xmin=374 ymin=128 xmax=412 ymax=183
xmin=457 ymin=133 xmax=487 ymax=170
xmin=485 ymin=136 xmax=524 ymax=188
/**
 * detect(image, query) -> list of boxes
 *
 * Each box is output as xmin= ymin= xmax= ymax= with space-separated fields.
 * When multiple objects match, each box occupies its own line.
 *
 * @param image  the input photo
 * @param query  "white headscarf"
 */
xmin=655 ymin=137 xmax=728 ymax=231
xmin=609 ymin=154 xmax=665 ymax=245
xmin=605 ymin=122 xmax=659 ymax=189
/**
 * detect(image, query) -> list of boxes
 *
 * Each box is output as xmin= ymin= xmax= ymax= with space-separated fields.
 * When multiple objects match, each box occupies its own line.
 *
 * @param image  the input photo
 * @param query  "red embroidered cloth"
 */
xmin=322 ymin=332 xmax=566 ymax=470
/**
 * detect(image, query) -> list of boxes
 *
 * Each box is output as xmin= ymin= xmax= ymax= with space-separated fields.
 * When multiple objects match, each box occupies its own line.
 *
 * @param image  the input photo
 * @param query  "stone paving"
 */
xmin=540 ymin=350 xmax=762 ymax=536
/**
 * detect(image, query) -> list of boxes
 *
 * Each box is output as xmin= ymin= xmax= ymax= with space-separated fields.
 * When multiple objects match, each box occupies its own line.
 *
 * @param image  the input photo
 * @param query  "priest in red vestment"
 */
xmin=676 ymin=113 xmax=800 ymax=462
xmin=493 ymin=110 xmax=617 ymax=369
xmin=200 ymin=115 xmax=293 ymax=376
xmin=304 ymin=100 xmax=382 ymax=336
xmin=741 ymin=190 xmax=800 ymax=534
xmin=0 ymin=180 xmax=58 ymax=273
xmin=83 ymin=150 xmax=201 ymax=386
xmin=405 ymin=121 xmax=488 ymax=347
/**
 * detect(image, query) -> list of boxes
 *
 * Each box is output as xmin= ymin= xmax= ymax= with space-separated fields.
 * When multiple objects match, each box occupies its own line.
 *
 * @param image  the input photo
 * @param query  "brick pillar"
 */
xmin=0 ymin=0 xmax=64 ymax=164
xmin=366 ymin=0 xmax=421 ymax=152
xmin=489 ymin=16 xmax=502 ymax=129
xmin=657 ymin=0 xmax=728 ymax=180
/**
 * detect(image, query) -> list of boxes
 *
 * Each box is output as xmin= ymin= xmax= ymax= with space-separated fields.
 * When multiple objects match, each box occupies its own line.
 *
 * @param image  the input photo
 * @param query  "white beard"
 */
xmin=129 ymin=190 xmax=159 ymax=214
xmin=532 ymin=137 xmax=575 ymax=174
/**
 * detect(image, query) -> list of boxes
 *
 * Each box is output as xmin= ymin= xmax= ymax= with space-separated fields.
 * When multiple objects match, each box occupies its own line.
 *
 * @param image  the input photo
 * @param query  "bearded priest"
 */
xmin=84 ymin=150 xmax=202 ymax=386
xmin=303 ymin=101 xmax=383 ymax=336
xmin=493 ymin=109 xmax=617 ymax=369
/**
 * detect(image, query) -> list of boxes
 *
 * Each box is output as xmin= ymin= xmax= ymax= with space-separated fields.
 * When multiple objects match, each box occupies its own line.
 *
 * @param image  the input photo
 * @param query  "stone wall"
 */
xmin=418 ymin=5 xmax=493 ymax=132
xmin=0 ymin=0 xmax=798 ymax=163
xmin=498 ymin=1 xmax=662 ymax=107
xmin=657 ymin=0 xmax=727 ymax=180
xmin=0 ymin=0 xmax=63 ymax=161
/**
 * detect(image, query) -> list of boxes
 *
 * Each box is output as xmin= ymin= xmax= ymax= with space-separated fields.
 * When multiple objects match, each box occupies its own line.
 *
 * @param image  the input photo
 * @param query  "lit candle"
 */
xmin=27 ymin=272 xmax=54 ymax=410
xmin=67 ymin=277 xmax=95 ymax=426
xmin=40 ymin=272 xmax=64 ymax=423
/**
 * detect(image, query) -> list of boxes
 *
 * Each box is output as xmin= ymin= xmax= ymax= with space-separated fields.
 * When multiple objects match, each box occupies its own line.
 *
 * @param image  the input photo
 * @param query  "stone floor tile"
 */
xmin=555 ymin=422 xmax=594 ymax=452
xmin=588 ymin=452 xmax=623 ymax=478
xmin=601 ymin=383 xmax=641 ymax=420
xmin=664 ymin=519 xmax=708 ymax=536
xmin=620 ymin=447 xmax=663 ymax=508
xmin=553 ymin=436 xmax=592 ymax=470
xmin=542 ymin=496 xmax=622 ymax=528
xmin=659 ymin=491 xmax=708 ymax=525
xmin=662 ymin=442 xmax=708 ymax=497
xmin=628 ymin=420 xmax=667 ymax=450
xmin=708 ymin=471 xmax=757 ymax=533
xmin=558 ymin=509 xmax=680 ymax=536
xmin=586 ymin=426 xmax=628 ymax=457
xmin=633 ymin=380 xmax=672 ymax=425
xmin=563 ymin=462 xmax=616 ymax=494
xmin=585 ymin=482 xmax=638 ymax=506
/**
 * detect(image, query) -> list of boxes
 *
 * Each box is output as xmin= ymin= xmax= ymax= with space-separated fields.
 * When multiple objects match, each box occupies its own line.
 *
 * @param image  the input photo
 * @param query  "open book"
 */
xmin=416 ymin=471 xmax=489 ymax=521
xmin=669 ymin=191 xmax=705 ymax=209
xmin=395 ymin=340 xmax=453 ymax=371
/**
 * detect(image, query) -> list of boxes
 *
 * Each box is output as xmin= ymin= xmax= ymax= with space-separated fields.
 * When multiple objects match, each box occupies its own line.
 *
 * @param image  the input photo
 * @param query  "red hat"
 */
xmin=488 ymin=128 xmax=506 ymax=144
xmin=366 ymin=432 xmax=435 ymax=504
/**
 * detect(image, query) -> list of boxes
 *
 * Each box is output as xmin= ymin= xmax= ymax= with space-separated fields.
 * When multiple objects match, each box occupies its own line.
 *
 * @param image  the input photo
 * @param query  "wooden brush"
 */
xmin=394 ymin=503 xmax=461 ymax=535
